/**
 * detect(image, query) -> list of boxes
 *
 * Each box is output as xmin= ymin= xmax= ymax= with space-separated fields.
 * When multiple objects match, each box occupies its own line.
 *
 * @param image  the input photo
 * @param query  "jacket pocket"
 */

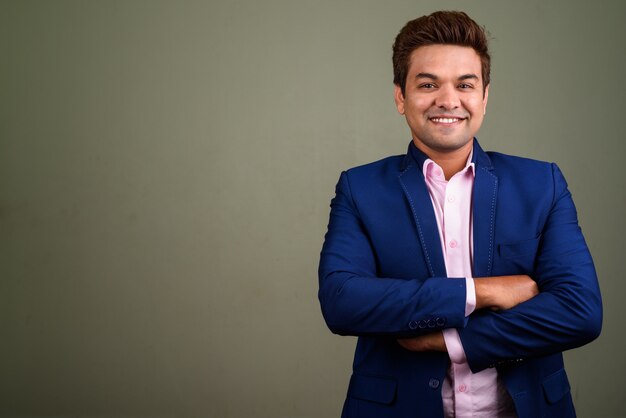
xmin=499 ymin=236 xmax=540 ymax=259
xmin=542 ymin=368 xmax=571 ymax=404
xmin=347 ymin=373 xmax=397 ymax=405
xmin=497 ymin=236 xmax=541 ymax=274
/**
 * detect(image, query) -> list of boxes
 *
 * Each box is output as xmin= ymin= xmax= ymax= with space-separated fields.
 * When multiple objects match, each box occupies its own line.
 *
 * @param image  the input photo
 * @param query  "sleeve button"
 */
xmin=428 ymin=378 xmax=440 ymax=389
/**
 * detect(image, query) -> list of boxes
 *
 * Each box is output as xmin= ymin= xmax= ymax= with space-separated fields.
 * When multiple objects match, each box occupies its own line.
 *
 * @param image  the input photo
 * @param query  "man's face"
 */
xmin=394 ymin=44 xmax=489 ymax=155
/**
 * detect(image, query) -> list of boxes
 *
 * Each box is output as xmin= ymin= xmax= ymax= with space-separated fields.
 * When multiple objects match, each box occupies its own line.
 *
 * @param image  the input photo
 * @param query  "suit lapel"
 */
xmin=397 ymin=139 xmax=498 ymax=278
xmin=472 ymin=141 xmax=498 ymax=277
xmin=398 ymin=151 xmax=447 ymax=278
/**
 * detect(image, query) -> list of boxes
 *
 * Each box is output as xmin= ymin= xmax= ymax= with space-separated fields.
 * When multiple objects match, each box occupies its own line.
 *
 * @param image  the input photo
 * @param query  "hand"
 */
xmin=474 ymin=275 xmax=539 ymax=311
xmin=397 ymin=332 xmax=446 ymax=352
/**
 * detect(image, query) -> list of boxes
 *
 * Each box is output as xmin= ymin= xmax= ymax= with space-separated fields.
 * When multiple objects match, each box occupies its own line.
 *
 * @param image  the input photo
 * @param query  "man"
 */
xmin=318 ymin=11 xmax=602 ymax=418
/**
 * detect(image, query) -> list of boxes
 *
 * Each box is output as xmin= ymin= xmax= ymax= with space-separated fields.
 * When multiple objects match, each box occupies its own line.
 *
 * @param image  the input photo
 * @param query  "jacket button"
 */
xmin=427 ymin=319 xmax=436 ymax=328
xmin=428 ymin=378 xmax=440 ymax=389
xmin=436 ymin=317 xmax=446 ymax=326
xmin=408 ymin=320 xmax=418 ymax=329
xmin=418 ymin=320 xmax=427 ymax=329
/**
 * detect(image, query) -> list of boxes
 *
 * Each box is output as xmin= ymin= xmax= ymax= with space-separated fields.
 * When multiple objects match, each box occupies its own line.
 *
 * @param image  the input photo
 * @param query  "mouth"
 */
xmin=429 ymin=117 xmax=466 ymax=124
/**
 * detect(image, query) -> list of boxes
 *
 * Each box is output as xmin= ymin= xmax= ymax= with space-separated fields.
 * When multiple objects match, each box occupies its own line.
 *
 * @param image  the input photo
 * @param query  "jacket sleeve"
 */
xmin=318 ymin=170 xmax=467 ymax=337
xmin=459 ymin=163 xmax=603 ymax=372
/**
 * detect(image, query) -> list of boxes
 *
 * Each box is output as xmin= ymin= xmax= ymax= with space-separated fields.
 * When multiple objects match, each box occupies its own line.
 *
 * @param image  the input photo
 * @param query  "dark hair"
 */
xmin=392 ymin=11 xmax=490 ymax=95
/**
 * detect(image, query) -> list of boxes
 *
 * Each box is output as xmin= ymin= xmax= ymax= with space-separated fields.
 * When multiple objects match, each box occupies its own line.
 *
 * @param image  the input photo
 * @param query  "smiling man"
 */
xmin=318 ymin=11 xmax=602 ymax=418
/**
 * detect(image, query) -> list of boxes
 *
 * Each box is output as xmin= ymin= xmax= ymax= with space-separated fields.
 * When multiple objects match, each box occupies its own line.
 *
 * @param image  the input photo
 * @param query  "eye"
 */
xmin=458 ymin=83 xmax=474 ymax=89
xmin=419 ymin=83 xmax=437 ymax=89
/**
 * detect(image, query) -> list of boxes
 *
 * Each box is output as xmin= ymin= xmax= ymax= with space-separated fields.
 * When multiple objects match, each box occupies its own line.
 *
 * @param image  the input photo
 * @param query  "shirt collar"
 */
xmin=421 ymin=147 xmax=475 ymax=181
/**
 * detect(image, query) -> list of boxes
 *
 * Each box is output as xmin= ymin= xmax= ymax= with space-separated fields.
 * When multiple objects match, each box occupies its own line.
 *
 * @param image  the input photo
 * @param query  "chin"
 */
xmin=424 ymin=139 xmax=472 ymax=153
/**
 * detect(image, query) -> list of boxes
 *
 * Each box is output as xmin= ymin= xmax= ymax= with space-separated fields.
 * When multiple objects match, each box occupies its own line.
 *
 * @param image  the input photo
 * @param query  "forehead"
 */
xmin=408 ymin=44 xmax=482 ymax=78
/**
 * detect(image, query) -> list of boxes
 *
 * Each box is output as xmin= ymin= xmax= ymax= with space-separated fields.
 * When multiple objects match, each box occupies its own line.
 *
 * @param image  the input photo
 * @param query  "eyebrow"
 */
xmin=415 ymin=72 xmax=438 ymax=80
xmin=415 ymin=73 xmax=480 ymax=81
xmin=458 ymin=74 xmax=479 ymax=81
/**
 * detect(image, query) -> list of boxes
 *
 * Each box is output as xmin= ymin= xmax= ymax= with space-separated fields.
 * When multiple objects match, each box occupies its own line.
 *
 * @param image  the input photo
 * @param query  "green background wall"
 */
xmin=1 ymin=0 xmax=624 ymax=417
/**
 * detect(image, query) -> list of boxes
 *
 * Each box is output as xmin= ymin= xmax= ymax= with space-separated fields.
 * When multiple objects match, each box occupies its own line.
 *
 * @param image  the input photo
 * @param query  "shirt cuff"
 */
xmin=465 ymin=277 xmax=476 ymax=317
xmin=443 ymin=328 xmax=468 ymax=364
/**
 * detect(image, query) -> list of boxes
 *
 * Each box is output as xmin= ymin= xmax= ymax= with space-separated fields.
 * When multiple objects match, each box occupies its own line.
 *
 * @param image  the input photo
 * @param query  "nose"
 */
xmin=435 ymin=85 xmax=460 ymax=110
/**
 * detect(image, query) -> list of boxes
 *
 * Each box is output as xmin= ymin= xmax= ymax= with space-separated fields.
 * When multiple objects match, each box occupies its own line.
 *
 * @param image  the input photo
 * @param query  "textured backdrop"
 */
xmin=1 ymin=0 xmax=624 ymax=417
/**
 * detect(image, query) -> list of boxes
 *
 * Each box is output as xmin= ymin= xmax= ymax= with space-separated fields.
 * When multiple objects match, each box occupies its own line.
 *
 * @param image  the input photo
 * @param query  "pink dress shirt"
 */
xmin=422 ymin=154 xmax=516 ymax=418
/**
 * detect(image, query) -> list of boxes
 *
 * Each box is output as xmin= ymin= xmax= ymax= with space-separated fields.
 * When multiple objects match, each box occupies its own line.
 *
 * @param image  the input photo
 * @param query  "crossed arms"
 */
xmin=397 ymin=274 xmax=540 ymax=352
xmin=318 ymin=163 xmax=602 ymax=372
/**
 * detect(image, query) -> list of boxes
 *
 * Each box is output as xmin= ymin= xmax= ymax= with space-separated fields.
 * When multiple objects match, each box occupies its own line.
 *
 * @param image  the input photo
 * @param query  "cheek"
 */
xmin=405 ymin=98 xmax=430 ymax=116
xmin=467 ymin=98 xmax=486 ymax=115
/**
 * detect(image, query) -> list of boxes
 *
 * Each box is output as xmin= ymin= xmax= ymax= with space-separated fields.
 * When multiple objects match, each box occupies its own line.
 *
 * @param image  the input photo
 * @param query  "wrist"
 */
xmin=428 ymin=332 xmax=446 ymax=352
xmin=474 ymin=277 xmax=495 ymax=310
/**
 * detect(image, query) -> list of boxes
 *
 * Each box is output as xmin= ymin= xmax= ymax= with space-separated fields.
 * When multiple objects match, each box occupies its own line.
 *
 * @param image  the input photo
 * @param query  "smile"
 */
xmin=429 ymin=117 xmax=464 ymax=124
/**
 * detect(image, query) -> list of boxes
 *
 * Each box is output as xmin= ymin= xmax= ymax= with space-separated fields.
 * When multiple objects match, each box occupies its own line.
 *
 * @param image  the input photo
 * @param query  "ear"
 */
xmin=482 ymin=84 xmax=489 ymax=115
xmin=394 ymin=84 xmax=405 ymax=115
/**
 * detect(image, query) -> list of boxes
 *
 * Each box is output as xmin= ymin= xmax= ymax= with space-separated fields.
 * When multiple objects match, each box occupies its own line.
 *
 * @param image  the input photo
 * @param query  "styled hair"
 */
xmin=392 ymin=11 xmax=491 ymax=95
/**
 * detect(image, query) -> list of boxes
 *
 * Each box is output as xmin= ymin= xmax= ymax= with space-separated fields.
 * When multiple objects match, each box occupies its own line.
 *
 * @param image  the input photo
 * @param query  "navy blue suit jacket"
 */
xmin=318 ymin=140 xmax=602 ymax=418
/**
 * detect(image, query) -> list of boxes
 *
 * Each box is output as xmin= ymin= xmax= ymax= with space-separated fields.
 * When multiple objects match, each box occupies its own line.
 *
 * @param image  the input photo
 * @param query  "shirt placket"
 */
xmin=444 ymin=171 xmax=474 ymax=418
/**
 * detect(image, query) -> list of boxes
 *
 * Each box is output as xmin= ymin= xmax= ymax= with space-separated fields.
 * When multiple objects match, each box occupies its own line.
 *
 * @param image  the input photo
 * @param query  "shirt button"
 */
xmin=447 ymin=195 xmax=455 ymax=203
xmin=449 ymin=239 xmax=458 ymax=248
xmin=458 ymin=384 xmax=467 ymax=392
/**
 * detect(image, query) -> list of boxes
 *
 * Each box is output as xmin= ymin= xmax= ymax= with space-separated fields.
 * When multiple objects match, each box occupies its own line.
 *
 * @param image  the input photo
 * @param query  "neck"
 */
xmin=413 ymin=139 xmax=473 ymax=180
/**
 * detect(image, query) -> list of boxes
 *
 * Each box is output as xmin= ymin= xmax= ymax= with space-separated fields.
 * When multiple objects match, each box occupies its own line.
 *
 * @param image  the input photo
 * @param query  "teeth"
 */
xmin=430 ymin=117 xmax=460 ymax=123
